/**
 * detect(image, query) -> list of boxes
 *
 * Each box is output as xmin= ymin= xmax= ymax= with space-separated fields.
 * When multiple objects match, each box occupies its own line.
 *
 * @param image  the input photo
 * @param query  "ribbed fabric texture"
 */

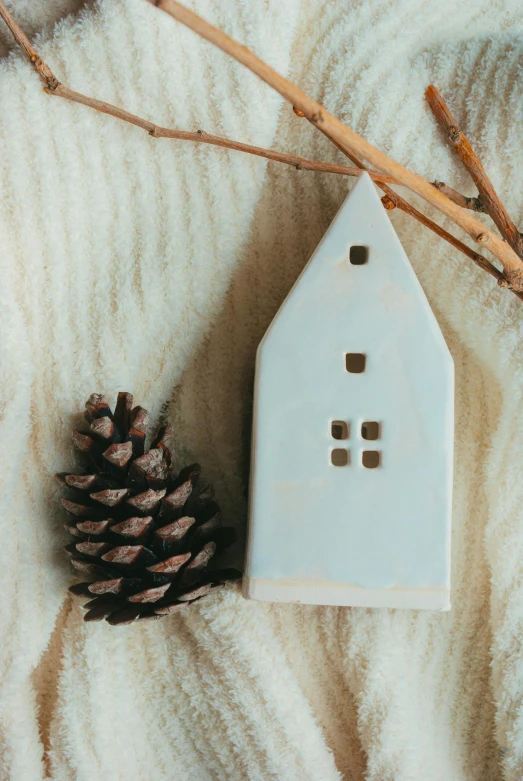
xmin=1 ymin=1 xmax=523 ymax=779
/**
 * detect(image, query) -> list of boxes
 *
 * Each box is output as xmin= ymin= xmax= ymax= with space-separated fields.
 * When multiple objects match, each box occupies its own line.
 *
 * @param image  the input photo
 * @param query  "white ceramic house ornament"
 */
xmin=244 ymin=173 xmax=454 ymax=611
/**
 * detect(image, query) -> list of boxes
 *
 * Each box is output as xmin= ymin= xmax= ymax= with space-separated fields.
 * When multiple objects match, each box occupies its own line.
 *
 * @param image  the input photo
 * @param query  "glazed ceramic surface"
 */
xmin=244 ymin=173 xmax=454 ymax=610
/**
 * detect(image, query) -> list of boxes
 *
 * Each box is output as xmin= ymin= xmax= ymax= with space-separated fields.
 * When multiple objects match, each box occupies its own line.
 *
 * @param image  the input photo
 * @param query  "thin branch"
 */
xmin=309 ymin=113 xmax=522 ymax=299
xmin=0 ymin=1 xmax=395 ymax=187
xmin=0 ymin=2 xmax=59 ymax=90
xmin=384 ymin=193 xmax=497 ymax=276
xmin=0 ymin=0 xmax=518 ymax=299
xmin=382 ymin=188 xmax=523 ymax=299
xmin=53 ymin=87 xmax=397 ymax=182
xmin=426 ymin=85 xmax=523 ymax=258
xmin=150 ymin=0 xmax=523 ymax=292
xmin=431 ymin=182 xmax=487 ymax=213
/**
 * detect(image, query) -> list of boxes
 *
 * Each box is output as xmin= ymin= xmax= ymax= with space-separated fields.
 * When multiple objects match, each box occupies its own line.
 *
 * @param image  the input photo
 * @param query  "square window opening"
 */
xmin=350 ymin=245 xmax=368 ymax=265
xmin=361 ymin=421 xmax=380 ymax=440
xmin=362 ymin=450 xmax=381 ymax=469
xmin=331 ymin=448 xmax=349 ymax=467
xmin=331 ymin=421 xmax=349 ymax=440
xmin=346 ymin=353 xmax=366 ymax=373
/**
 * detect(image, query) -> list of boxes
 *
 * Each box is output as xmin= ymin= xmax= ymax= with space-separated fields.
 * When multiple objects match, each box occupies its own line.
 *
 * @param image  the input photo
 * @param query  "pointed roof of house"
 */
xmin=261 ymin=172 xmax=449 ymax=356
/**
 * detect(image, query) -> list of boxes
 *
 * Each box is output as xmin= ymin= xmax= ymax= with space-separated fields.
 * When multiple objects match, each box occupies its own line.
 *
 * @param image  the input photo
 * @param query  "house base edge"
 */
xmin=243 ymin=577 xmax=451 ymax=611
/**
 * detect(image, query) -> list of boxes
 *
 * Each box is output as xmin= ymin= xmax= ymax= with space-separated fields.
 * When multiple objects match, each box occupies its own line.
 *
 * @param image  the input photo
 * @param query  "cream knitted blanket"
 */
xmin=1 ymin=1 xmax=523 ymax=779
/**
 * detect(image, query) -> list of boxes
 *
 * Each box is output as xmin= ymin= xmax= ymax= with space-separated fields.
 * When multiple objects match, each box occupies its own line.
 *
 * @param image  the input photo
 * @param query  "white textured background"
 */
xmin=1 ymin=0 xmax=523 ymax=779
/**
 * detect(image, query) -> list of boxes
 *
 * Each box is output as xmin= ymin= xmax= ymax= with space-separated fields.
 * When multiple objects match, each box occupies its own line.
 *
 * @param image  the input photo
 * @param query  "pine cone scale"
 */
xmin=76 ymin=520 xmax=112 ymax=535
xmin=127 ymin=584 xmax=170 ymax=603
xmin=147 ymin=552 xmax=191 ymax=575
xmin=90 ymin=488 xmax=129 ymax=506
xmin=109 ymin=516 xmax=154 ymax=538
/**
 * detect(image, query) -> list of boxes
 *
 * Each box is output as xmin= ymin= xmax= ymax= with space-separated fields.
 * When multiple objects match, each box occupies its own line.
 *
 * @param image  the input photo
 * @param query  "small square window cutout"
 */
xmin=346 ymin=353 xmax=366 ymax=373
xmin=361 ymin=421 xmax=380 ymax=440
xmin=349 ymin=246 xmax=368 ymax=265
xmin=362 ymin=450 xmax=381 ymax=469
xmin=331 ymin=448 xmax=349 ymax=467
xmin=331 ymin=421 xmax=349 ymax=440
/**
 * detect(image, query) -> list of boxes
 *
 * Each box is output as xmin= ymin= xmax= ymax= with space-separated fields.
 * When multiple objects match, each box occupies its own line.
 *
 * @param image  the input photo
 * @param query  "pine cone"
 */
xmin=59 ymin=392 xmax=240 ymax=625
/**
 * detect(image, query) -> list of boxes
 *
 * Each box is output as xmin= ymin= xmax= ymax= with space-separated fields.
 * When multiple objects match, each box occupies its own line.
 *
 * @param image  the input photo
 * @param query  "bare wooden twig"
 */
xmin=426 ymin=85 xmax=523 ymax=259
xmin=388 ymin=191 xmax=523 ymax=298
xmin=0 ymin=0 xmax=520 ymax=299
xmin=303 ymin=110 xmax=523 ymax=299
xmin=431 ymin=182 xmax=487 ymax=213
xmin=309 ymin=118 xmax=502 ymax=280
xmin=0 ymin=1 xmax=396 ymax=187
xmin=312 ymin=91 xmax=516 ymax=296
xmin=0 ymin=2 xmax=59 ymax=89
xmin=148 ymin=0 xmax=523 ymax=292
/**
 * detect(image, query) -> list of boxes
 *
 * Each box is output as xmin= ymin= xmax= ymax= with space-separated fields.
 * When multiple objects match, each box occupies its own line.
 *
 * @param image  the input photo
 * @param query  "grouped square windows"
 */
xmin=329 ymin=420 xmax=381 ymax=468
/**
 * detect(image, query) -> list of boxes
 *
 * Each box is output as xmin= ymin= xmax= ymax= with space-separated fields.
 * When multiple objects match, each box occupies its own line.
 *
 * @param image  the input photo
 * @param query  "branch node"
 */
xmin=46 ymin=77 xmax=60 ymax=92
xmin=468 ymin=196 xmax=487 ymax=214
xmin=293 ymin=106 xmax=305 ymax=118
xmin=449 ymin=126 xmax=461 ymax=144
xmin=501 ymin=266 xmax=523 ymax=292
xmin=381 ymin=195 xmax=396 ymax=210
